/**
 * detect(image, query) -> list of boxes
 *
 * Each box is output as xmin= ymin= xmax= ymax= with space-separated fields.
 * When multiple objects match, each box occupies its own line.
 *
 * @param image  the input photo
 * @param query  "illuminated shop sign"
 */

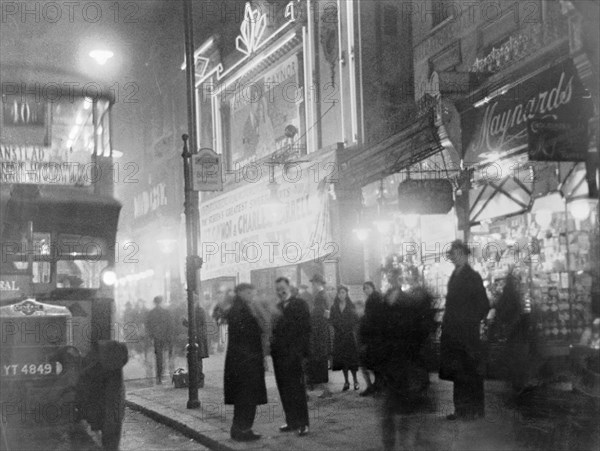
xmin=462 ymin=60 xmax=591 ymax=165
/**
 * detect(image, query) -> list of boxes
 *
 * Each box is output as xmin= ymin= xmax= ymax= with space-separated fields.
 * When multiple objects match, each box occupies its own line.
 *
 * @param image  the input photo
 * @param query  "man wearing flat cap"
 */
xmin=440 ymin=240 xmax=490 ymax=420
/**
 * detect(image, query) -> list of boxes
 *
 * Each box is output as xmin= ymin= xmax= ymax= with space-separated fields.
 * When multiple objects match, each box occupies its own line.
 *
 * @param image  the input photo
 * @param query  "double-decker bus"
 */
xmin=1 ymin=65 xmax=127 ymax=451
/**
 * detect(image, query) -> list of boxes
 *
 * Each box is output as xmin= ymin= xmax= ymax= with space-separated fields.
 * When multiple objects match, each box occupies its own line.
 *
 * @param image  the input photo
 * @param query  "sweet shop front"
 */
xmin=459 ymin=58 xmax=599 ymax=366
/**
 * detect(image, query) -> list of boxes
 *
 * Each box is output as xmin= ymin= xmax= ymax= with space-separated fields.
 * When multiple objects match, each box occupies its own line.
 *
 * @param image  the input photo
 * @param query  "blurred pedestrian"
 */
xmin=122 ymin=301 xmax=134 ymax=325
xmin=439 ymin=240 xmax=490 ymax=420
xmin=375 ymin=285 xmax=435 ymax=450
xmin=122 ymin=301 xmax=134 ymax=349
xmin=223 ymin=284 xmax=267 ymax=441
xmin=271 ymin=277 xmax=311 ymax=436
xmin=495 ymin=269 xmax=537 ymax=392
xmin=145 ymin=296 xmax=174 ymax=384
xmin=306 ymin=274 xmax=331 ymax=398
xmin=359 ymin=281 xmax=385 ymax=396
xmin=169 ymin=294 xmax=188 ymax=358
xmin=330 ymin=286 xmax=360 ymax=391
xmin=133 ymin=299 xmax=149 ymax=359
xmin=298 ymin=284 xmax=314 ymax=311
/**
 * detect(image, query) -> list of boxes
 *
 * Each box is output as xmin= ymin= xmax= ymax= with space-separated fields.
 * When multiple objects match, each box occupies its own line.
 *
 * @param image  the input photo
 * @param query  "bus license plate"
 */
xmin=2 ymin=361 xmax=62 ymax=378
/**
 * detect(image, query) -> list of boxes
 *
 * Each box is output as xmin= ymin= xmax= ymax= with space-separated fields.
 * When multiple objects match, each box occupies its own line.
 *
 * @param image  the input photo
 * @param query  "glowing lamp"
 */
xmin=101 ymin=269 xmax=117 ymax=286
xmin=569 ymin=199 xmax=591 ymax=221
xmin=157 ymin=238 xmax=177 ymax=255
xmin=535 ymin=210 xmax=552 ymax=229
xmin=89 ymin=49 xmax=114 ymax=65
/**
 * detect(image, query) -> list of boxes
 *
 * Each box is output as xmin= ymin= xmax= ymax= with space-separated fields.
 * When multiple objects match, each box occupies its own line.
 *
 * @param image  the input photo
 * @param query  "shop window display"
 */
xmin=470 ymin=197 xmax=598 ymax=345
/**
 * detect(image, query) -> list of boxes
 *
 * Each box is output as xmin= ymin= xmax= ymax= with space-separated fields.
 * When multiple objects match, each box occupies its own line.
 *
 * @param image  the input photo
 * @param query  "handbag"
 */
xmin=172 ymin=368 xmax=189 ymax=388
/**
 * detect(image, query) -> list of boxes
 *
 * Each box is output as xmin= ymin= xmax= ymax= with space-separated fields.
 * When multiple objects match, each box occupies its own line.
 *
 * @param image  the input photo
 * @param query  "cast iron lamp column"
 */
xmin=182 ymin=0 xmax=201 ymax=410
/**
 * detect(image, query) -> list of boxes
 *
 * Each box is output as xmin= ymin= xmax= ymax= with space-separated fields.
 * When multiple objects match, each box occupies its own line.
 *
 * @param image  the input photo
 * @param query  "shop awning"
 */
xmin=338 ymin=110 xmax=445 ymax=188
xmin=468 ymin=160 xmax=592 ymax=225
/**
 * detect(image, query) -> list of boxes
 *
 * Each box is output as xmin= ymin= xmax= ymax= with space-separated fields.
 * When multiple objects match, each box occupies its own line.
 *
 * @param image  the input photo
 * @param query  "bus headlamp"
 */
xmin=101 ymin=269 xmax=117 ymax=286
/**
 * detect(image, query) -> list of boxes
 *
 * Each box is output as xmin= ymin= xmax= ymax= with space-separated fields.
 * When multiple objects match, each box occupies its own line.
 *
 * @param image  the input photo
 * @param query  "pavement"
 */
xmin=123 ymin=351 xmax=600 ymax=451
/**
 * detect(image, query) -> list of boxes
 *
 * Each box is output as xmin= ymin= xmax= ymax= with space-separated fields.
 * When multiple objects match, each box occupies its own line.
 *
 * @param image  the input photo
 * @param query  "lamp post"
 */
xmin=182 ymin=0 xmax=201 ymax=410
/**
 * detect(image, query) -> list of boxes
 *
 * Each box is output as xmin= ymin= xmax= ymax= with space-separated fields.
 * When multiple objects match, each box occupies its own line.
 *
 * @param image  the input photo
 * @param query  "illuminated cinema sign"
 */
xmin=227 ymin=55 xmax=302 ymax=168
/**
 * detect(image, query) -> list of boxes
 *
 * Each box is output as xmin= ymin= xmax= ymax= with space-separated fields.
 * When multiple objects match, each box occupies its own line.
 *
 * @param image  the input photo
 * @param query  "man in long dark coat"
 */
xmin=145 ymin=296 xmax=173 ymax=384
xmin=271 ymin=277 xmax=311 ymax=436
xmin=440 ymin=240 xmax=490 ymax=420
xmin=223 ymin=283 xmax=267 ymax=441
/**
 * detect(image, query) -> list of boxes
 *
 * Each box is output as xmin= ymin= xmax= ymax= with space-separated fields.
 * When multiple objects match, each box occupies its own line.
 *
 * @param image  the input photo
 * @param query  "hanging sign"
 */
xmin=192 ymin=148 xmax=223 ymax=192
xmin=397 ymin=179 xmax=454 ymax=214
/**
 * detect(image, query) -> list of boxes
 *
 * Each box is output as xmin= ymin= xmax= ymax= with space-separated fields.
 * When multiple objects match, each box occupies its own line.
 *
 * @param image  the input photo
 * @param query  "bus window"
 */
xmin=32 ymin=262 xmax=50 ymax=284
xmin=56 ymin=259 xmax=108 ymax=289
xmin=56 ymin=234 xmax=109 ymax=288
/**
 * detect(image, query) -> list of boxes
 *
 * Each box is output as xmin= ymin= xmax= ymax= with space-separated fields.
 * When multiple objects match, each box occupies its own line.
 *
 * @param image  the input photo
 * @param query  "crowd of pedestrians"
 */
xmin=208 ymin=239 xmax=495 ymax=448
xmin=121 ymin=292 xmax=212 ymax=386
xmin=123 ymin=239 xmax=498 ymax=448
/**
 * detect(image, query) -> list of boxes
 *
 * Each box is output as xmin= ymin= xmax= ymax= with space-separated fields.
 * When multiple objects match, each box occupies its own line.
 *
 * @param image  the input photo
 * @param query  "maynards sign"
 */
xmin=462 ymin=60 xmax=591 ymax=165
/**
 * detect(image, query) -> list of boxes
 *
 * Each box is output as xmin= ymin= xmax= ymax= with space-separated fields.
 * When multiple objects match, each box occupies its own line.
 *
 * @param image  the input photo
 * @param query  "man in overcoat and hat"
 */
xmin=223 ymin=283 xmax=267 ymax=441
xmin=271 ymin=277 xmax=311 ymax=436
xmin=440 ymin=240 xmax=489 ymax=420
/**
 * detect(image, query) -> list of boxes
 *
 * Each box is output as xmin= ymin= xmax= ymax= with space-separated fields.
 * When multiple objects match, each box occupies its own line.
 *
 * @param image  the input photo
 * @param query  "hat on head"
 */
xmin=309 ymin=274 xmax=326 ymax=285
xmin=449 ymin=240 xmax=471 ymax=255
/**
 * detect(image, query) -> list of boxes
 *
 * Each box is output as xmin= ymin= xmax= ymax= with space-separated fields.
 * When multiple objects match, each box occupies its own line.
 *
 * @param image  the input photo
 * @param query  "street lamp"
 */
xmin=89 ymin=49 xmax=114 ymax=65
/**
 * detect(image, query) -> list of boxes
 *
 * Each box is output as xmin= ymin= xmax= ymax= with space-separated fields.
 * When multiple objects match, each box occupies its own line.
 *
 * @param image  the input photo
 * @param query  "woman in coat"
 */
xmin=223 ymin=283 xmax=267 ymax=441
xmin=330 ymin=286 xmax=361 ymax=391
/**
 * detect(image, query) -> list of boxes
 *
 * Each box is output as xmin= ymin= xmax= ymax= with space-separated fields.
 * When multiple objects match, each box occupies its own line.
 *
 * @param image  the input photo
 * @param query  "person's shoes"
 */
xmin=297 ymin=426 xmax=309 ymax=436
xmin=360 ymin=386 xmax=375 ymax=397
xmin=342 ymin=382 xmax=350 ymax=391
xmin=446 ymin=413 xmax=458 ymax=421
xmin=354 ymin=382 xmax=360 ymax=391
xmin=279 ymin=424 xmax=293 ymax=432
xmin=231 ymin=430 xmax=261 ymax=441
